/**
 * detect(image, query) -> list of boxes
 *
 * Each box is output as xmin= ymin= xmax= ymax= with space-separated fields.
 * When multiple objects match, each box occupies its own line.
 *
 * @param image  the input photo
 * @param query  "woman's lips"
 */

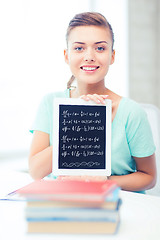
xmin=80 ymin=66 xmax=100 ymax=71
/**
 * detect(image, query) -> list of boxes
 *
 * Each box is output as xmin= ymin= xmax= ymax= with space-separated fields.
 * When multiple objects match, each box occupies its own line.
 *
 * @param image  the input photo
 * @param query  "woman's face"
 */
xmin=64 ymin=26 xmax=115 ymax=86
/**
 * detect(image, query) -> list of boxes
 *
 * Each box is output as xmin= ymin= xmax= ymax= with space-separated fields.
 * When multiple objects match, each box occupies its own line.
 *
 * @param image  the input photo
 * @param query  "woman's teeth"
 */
xmin=81 ymin=66 xmax=99 ymax=71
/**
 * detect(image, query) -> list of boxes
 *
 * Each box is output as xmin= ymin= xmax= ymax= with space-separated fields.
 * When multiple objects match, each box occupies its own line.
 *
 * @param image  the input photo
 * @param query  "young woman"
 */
xmin=29 ymin=12 xmax=156 ymax=192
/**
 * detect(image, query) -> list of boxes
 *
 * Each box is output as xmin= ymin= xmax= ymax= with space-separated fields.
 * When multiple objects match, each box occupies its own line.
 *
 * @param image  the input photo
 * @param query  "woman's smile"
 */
xmin=80 ymin=65 xmax=100 ymax=72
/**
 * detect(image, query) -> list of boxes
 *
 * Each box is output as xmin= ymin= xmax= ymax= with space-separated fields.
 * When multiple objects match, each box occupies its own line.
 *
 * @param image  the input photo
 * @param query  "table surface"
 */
xmin=0 ymin=168 xmax=160 ymax=240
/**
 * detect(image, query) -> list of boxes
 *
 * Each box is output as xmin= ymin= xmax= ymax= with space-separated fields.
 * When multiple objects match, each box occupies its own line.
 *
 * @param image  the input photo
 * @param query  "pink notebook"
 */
xmin=16 ymin=179 xmax=117 ymax=203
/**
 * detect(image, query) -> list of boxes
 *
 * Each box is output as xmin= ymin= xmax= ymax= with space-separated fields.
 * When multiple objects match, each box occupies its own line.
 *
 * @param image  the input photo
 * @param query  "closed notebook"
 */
xmin=16 ymin=179 xmax=117 ymax=202
xmin=27 ymin=220 xmax=120 ymax=234
xmin=25 ymin=205 xmax=120 ymax=221
xmin=26 ymin=187 xmax=120 ymax=210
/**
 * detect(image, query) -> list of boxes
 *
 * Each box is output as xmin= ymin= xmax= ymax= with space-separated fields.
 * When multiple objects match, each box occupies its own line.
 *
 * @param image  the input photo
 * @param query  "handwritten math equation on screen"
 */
xmin=53 ymin=98 xmax=111 ymax=176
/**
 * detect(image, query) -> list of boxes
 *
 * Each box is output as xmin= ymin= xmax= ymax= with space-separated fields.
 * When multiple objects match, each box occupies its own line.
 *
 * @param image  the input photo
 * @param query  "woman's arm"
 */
xmin=81 ymin=94 xmax=157 ymax=191
xmin=109 ymin=153 xmax=157 ymax=191
xmin=59 ymin=154 xmax=157 ymax=192
xmin=28 ymin=131 xmax=52 ymax=180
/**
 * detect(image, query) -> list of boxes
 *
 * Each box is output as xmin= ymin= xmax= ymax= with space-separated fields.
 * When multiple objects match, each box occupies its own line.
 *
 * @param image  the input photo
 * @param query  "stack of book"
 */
xmin=16 ymin=179 xmax=121 ymax=234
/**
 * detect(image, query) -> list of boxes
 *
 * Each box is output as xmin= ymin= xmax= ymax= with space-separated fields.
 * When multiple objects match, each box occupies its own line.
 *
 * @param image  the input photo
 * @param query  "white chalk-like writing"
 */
xmin=59 ymin=105 xmax=105 ymax=168
xmin=62 ymin=110 xmax=101 ymax=118
xmin=62 ymin=125 xmax=104 ymax=133
xmin=62 ymin=161 xmax=100 ymax=168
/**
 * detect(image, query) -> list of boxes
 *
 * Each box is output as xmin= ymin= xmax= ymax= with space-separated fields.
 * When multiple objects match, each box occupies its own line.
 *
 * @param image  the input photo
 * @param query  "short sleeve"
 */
xmin=29 ymin=95 xmax=51 ymax=134
xmin=29 ymin=90 xmax=70 ymax=137
xmin=126 ymin=104 xmax=156 ymax=157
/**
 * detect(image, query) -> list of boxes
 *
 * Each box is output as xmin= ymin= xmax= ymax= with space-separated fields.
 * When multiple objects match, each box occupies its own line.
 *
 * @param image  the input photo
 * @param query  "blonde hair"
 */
xmin=66 ymin=12 xmax=114 ymax=89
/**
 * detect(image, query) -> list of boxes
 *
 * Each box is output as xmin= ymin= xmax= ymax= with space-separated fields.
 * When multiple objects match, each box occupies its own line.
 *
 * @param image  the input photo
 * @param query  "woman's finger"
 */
xmin=80 ymin=94 xmax=109 ymax=104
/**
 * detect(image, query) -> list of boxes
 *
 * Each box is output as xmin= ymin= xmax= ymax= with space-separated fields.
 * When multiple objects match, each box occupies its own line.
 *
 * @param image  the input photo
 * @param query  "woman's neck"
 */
xmin=70 ymin=82 xmax=108 ymax=98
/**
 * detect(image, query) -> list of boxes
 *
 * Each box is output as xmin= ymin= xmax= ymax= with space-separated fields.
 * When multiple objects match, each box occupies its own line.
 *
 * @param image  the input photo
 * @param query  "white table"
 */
xmin=0 ymin=169 xmax=160 ymax=240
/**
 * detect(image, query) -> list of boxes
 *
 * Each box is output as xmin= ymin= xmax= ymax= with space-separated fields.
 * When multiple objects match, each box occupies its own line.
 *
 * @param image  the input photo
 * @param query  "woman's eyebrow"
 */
xmin=72 ymin=42 xmax=85 ymax=45
xmin=95 ymin=41 xmax=108 ymax=44
xmin=72 ymin=41 xmax=109 ymax=45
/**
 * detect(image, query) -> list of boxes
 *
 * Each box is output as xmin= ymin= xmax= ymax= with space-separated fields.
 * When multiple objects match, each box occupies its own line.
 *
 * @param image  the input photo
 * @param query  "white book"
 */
xmin=25 ymin=207 xmax=119 ymax=221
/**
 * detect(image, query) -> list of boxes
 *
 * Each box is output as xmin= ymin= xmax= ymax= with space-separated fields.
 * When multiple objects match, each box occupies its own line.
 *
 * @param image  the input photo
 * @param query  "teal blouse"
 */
xmin=30 ymin=89 xmax=156 ymax=178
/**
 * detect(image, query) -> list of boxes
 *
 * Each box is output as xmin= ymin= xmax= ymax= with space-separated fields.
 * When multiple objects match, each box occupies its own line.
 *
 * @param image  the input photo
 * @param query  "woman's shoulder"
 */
xmin=108 ymin=90 xmax=142 ymax=116
xmin=121 ymin=97 xmax=141 ymax=109
xmin=114 ymin=97 xmax=146 ymax=124
xmin=42 ymin=89 xmax=70 ymax=103
xmin=118 ymin=97 xmax=148 ymax=128
xmin=121 ymin=97 xmax=145 ymax=115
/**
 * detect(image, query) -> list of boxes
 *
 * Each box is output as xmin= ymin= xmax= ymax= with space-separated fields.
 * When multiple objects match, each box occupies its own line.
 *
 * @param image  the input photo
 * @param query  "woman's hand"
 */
xmin=79 ymin=93 xmax=116 ymax=122
xmin=80 ymin=94 xmax=108 ymax=105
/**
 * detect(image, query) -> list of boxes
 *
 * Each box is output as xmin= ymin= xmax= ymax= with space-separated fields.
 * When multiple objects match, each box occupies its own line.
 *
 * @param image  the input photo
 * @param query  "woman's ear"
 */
xmin=110 ymin=49 xmax=115 ymax=65
xmin=64 ymin=49 xmax=69 ymax=64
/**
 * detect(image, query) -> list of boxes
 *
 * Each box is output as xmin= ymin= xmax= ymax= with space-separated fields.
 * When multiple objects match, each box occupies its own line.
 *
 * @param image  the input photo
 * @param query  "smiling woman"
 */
xmin=28 ymin=12 xmax=156 ymax=194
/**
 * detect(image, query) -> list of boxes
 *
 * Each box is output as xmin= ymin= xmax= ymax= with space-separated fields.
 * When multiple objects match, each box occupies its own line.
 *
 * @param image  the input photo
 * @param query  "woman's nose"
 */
xmin=84 ymin=48 xmax=95 ymax=62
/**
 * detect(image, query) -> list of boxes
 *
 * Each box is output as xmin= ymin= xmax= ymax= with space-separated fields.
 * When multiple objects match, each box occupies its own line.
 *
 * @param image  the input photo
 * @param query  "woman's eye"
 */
xmin=75 ymin=47 xmax=83 ymax=51
xmin=96 ymin=46 xmax=105 ymax=52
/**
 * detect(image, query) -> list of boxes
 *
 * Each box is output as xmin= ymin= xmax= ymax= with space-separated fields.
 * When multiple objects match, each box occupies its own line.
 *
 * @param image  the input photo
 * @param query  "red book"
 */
xmin=16 ymin=179 xmax=118 ymax=203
